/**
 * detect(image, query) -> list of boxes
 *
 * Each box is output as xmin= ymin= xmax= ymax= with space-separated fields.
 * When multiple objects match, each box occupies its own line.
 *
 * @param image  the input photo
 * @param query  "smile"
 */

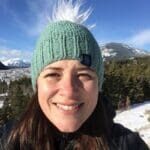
xmin=54 ymin=103 xmax=83 ymax=111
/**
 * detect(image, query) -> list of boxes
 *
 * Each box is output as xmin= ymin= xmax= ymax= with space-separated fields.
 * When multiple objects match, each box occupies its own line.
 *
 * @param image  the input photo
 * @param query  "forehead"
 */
xmin=44 ymin=59 xmax=93 ymax=71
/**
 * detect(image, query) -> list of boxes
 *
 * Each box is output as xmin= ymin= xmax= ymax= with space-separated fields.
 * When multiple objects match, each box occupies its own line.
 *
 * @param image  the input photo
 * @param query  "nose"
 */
xmin=59 ymin=74 xmax=79 ymax=98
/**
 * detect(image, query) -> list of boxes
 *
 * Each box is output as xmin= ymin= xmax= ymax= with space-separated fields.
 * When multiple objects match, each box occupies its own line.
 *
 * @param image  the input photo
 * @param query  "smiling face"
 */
xmin=37 ymin=60 xmax=99 ymax=133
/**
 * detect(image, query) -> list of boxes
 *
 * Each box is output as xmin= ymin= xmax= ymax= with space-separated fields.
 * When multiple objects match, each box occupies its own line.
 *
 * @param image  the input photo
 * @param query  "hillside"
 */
xmin=103 ymin=56 xmax=150 ymax=107
xmin=0 ymin=62 xmax=9 ymax=70
xmin=101 ymin=42 xmax=150 ymax=61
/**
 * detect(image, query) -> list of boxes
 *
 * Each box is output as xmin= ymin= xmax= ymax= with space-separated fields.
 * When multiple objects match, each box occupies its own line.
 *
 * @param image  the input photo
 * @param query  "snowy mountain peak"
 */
xmin=101 ymin=42 xmax=150 ymax=61
xmin=2 ymin=58 xmax=30 ymax=68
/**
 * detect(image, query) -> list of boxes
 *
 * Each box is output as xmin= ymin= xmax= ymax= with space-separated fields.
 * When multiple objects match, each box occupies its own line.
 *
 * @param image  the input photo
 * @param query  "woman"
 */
xmin=0 ymin=1 xmax=149 ymax=149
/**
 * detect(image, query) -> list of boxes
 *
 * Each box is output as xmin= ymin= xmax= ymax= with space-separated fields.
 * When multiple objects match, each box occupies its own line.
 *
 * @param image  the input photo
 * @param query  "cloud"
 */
xmin=0 ymin=48 xmax=32 ymax=62
xmin=0 ymin=38 xmax=32 ymax=61
xmin=127 ymin=29 xmax=150 ymax=47
xmin=13 ymin=0 xmax=55 ymax=36
xmin=1 ymin=0 xmax=55 ymax=37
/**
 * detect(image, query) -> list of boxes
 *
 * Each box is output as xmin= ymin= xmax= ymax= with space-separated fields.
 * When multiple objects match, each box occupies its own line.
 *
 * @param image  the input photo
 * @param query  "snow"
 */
xmin=134 ymin=48 xmax=147 ymax=55
xmin=114 ymin=101 xmax=150 ymax=148
xmin=0 ymin=68 xmax=30 ymax=84
xmin=2 ymin=58 xmax=30 ymax=68
xmin=0 ymin=93 xmax=8 ymax=97
xmin=0 ymin=101 xmax=4 ymax=108
xmin=101 ymin=43 xmax=150 ymax=60
xmin=102 ymin=48 xmax=117 ymax=57
xmin=122 ymin=44 xmax=131 ymax=49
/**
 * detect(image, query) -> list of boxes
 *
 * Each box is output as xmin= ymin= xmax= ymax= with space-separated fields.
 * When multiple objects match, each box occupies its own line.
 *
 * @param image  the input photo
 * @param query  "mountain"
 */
xmin=0 ymin=61 xmax=9 ymax=70
xmin=101 ymin=42 xmax=150 ymax=61
xmin=2 ymin=58 xmax=30 ymax=68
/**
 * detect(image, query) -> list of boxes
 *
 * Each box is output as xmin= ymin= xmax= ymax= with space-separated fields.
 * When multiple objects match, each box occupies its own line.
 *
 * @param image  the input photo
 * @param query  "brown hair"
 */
xmin=6 ymin=93 xmax=110 ymax=150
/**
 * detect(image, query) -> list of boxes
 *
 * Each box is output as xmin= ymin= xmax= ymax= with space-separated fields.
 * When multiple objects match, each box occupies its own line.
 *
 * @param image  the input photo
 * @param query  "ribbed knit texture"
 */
xmin=31 ymin=21 xmax=104 ymax=91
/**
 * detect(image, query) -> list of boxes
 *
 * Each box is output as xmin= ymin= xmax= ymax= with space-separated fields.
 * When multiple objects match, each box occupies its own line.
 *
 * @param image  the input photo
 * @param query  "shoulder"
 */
xmin=110 ymin=123 xmax=149 ymax=150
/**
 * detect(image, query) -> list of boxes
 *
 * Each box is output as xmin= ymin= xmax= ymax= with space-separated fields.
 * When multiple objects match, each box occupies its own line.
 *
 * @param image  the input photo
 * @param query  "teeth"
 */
xmin=56 ymin=103 xmax=80 ymax=111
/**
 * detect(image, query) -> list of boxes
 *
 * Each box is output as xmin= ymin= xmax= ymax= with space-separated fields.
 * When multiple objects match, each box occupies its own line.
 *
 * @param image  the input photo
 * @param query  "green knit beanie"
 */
xmin=31 ymin=21 xmax=104 ymax=91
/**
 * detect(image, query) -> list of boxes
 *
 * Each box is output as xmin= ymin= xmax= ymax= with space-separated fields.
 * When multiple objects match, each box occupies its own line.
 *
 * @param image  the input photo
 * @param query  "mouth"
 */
xmin=53 ymin=103 xmax=84 ymax=112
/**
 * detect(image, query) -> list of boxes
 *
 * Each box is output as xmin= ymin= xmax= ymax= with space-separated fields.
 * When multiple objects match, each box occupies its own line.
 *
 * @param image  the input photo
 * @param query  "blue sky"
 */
xmin=0 ymin=0 xmax=150 ymax=61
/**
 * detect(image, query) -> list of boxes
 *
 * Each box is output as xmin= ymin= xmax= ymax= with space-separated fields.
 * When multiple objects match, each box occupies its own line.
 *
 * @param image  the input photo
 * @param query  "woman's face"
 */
xmin=37 ymin=60 xmax=99 ymax=133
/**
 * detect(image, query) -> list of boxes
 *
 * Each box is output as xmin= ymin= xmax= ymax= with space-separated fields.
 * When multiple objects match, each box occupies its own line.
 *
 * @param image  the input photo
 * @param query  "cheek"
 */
xmin=37 ymin=80 xmax=55 ymax=103
xmin=37 ymin=80 xmax=57 ymax=117
xmin=84 ymin=80 xmax=98 ymax=95
xmin=83 ymin=81 xmax=98 ymax=104
xmin=86 ymin=81 xmax=98 ymax=104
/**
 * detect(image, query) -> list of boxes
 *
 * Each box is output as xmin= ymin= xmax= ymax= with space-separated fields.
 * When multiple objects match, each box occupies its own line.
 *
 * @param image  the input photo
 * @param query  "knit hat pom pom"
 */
xmin=49 ymin=0 xmax=95 ymax=29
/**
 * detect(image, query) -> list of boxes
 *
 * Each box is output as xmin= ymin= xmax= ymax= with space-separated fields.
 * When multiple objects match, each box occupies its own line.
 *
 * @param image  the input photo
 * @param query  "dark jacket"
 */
xmin=109 ymin=123 xmax=149 ymax=150
xmin=0 ymin=96 xmax=149 ymax=150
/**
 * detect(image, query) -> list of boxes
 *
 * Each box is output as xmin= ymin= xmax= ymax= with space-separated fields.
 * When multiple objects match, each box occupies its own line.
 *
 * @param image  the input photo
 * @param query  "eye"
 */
xmin=78 ymin=73 xmax=92 ymax=81
xmin=44 ymin=72 xmax=61 ymax=79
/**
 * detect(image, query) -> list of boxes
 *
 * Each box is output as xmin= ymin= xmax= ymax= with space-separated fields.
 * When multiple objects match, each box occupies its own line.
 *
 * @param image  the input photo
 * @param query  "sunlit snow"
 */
xmin=114 ymin=101 xmax=150 ymax=148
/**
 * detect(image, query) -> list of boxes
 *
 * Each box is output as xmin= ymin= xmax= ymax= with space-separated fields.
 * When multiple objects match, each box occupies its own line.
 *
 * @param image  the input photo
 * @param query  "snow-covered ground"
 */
xmin=0 ymin=101 xmax=4 ymax=108
xmin=0 ymin=68 xmax=30 ymax=84
xmin=114 ymin=101 xmax=150 ymax=148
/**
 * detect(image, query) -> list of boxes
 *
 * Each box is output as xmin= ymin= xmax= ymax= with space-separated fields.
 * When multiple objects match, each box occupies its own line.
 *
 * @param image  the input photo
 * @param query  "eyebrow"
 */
xmin=77 ymin=67 xmax=95 ymax=72
xmin=44 ymin=66 xmax=94 ymax=72
xmin=44 ymin=67 xmax=63 ymax=71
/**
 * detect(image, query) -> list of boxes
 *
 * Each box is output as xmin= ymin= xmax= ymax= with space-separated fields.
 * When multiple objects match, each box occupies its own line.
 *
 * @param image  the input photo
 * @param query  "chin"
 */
xmin=57 ymin=123 xmax=81 ymax=133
